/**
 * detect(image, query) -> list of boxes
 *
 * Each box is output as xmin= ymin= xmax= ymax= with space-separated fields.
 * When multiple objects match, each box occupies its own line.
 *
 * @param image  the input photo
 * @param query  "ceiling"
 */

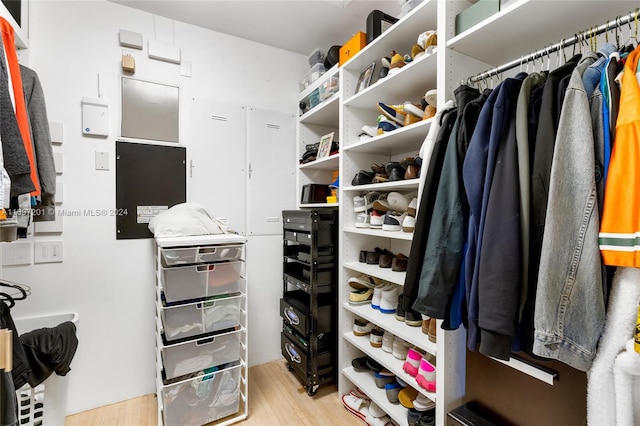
xmin=110 ymin=0 xmax=403 ymax=56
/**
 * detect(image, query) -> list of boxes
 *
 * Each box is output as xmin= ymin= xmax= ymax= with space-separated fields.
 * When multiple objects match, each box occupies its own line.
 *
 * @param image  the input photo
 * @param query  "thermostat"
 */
xmin=82 ymin=97 xmax=109 ymax=137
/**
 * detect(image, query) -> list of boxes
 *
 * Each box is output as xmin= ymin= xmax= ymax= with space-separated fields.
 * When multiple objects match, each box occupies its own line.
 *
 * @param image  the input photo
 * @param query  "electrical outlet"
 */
xmin=34 ymin=241 xmax=63 ymax=263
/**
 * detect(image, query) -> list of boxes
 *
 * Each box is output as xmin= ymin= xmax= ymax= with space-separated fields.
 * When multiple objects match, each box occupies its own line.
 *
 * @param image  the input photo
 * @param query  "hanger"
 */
xmin=0 ymin=292 xmax=15 ymax=308
xmin=0 ymin=280 xmax=30 ymax=301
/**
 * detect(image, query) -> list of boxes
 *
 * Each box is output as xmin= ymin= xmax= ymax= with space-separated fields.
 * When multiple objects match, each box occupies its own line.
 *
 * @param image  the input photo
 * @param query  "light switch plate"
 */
xmin=50 ymin=122 xmax=63 ymax=144
xmin=95 ymin=151 xmax=109 ymax=170
xmin=2 ymin=241 xmax=33 ymax=266
xmin=34 ymin=241 xmax=63 ymax=263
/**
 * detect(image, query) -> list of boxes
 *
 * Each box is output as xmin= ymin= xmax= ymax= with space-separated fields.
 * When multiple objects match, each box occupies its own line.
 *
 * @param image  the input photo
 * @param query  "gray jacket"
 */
xmin=533 ymin=53 xmax=605 ymax=371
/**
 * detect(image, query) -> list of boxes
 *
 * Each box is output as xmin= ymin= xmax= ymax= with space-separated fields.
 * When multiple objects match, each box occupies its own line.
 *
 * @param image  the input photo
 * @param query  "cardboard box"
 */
xmin=339 ymin=32 xmax=366 ymax=66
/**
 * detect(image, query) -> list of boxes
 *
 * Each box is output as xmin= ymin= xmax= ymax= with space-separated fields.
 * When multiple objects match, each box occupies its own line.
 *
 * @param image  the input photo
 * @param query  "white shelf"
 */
xmin=344 ymin=51 xmax=438 ymax=109
xmin=344 ymin=303 xmax=436 ymax=357
xmin=343 ymin=179 xmax=420 ymax=193
xmin=447 ymin=0 xmax=639 ymax=67
xmin=342 ymin=366 xmax=409 ymax=426
xmin=344 ymin=119 xmax=432 ymax=154
xmin=299 ymin=153 xmax=339 ymax=170
xmin=344 ymin=227 xmax=414 ymax=241
xmin=343 ymin=332 xmax=436 ymax=401
xmin=344 ymin=261 xmax=406 ymax=286
xmin=299 ymin=94 xmax=340 ymax=127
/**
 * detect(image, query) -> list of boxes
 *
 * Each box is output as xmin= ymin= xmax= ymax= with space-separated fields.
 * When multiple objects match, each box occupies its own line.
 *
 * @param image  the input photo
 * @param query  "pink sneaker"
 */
xmin=402 ymin=348 xmax=422 ymax=376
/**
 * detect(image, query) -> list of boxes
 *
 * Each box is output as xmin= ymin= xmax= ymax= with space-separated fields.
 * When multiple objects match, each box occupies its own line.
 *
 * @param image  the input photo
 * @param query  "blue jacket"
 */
xmin=462 ymin=73 xmax=526 ymax=351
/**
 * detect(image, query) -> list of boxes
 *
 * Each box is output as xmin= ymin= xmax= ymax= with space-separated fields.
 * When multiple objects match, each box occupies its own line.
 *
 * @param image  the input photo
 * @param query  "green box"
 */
xmin=455 ymin=0 xmax=500 ymax=35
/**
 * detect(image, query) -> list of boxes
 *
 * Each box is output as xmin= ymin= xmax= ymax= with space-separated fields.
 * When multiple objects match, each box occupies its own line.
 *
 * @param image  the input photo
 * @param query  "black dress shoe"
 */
xmin=385 ymin=162 xmax=406 ymax=181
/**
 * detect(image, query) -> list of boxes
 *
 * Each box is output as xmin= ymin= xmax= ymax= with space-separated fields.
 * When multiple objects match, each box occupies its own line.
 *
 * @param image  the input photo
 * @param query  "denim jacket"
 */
xmin=533 ymin=53 xmax=604 ymax=372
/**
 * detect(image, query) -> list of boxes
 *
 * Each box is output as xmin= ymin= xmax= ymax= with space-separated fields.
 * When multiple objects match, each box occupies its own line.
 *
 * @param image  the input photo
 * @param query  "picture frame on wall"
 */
xmin=317 ymin=132 xmax=335 ymax=159
xmin=354 ymin=61 xmax=376 ymax=95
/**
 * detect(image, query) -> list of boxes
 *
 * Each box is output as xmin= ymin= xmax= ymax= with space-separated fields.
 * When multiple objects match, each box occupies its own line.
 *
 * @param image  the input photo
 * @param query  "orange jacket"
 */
xmin=599 ymin=45 xmax=640 ymax=266
xmin=0 ymin=17 xmax=41 ymax=196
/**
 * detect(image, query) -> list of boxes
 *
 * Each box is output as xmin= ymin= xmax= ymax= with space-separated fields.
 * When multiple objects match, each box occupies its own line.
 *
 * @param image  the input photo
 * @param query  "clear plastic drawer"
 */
xmin=162 ymin=261 xmax=243 ymax=303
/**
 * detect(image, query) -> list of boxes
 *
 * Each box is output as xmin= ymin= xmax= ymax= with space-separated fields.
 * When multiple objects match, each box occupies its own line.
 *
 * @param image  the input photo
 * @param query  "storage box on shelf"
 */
xmin=281 ymin=209 xmax=338 ymax=396
xmin=154 ymin=234 xmax=248 ymax=426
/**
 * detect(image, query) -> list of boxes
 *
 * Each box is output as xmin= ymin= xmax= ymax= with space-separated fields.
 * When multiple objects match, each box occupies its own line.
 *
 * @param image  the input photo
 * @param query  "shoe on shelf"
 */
xmin=403 ymin=347 xmax=423 ymax=376
xmin=413 ymin=394 xmax=436 ymax=412
xmin=370 ymin=327 xmax=384 ymax=348
xmin=411 ymin=43 xmax=425 ymax=60
xmin=415 ymin=358 xmax=436 ymax=392
xmin=423 ymin=105 xmax=436 ymax=120
xmin=405 ymin=309 xmax=422 ymax=327
xmin=365 ymin=247 xmax=383 ymax=264
xmin=377 ymin=114 xmax=402 ymax=135
xmin=392 ymin=337 xmax=411 ymax=360
xmin=383 ymin=211 xmax=407 ymax=232
xmin=408 ymin=408 xmax=421 ymax=426
xmin=352 ymin=170 xmax=375 ymax=186
xmin=342 ymin=393 xmax=392 ymax=426
xmin=387 ymin=191 xmax=411 ymax=212
xmin=382 ymin=330 xmax=395 ymax=353
xmin=374 ymin=371 xmax=396 ymax=389
xmin=417 ymin=30 xmax=437 ymax=52
xmin=385 ymin=381 xmax=402 ymax=404
xmin=392 ymin=253 xmax=408 ymax=272
xmin=424 ymin=89 xmax=437 ymax=107
xmin=349 ymin=288 xmax=373 ymax=306
xmin=361 ymin=124 xmax=378 ymax=137
xmin=354 ymin=191 xmax=381 ymax=213
xmin=404 ymin=112 xmax=422 ymax=126
xmin=355 ymin=213 xmax=371 ymax=228
xmin=402 ymin=215 xmax=416 ymax=233
xmin=353 ymin=318 xmax=374 ymax=336
xmin=422 ymin=316 xmax=431 ymax=335
xmin=429 ymin=317 xmax=437 ymax=343
xmin=379 ymin=285 xmax=399 ymax=314
xmin=377 ymin=102 xmax=407 ymax=125
xmin=385 ymin=162 xmax=406 ymax=181
xmin=404 ymin=102 xmax=424 ymax=118
xmin=378 ymin=249 xmax=394 ymax=268
xmin=387 ymin=51 xmax=406 ymax=75
xmin=370 ymin=210 xmax=385 ymax=229
xmin=407 ymin=198 xmax=418 ymax=216
xmin=398 ymin=386 xmax=419 ymax=409
xmin=349 ymin=273 xmax=384 ymax=290
xmin=352 ymin=357 xmax=370 ymax=372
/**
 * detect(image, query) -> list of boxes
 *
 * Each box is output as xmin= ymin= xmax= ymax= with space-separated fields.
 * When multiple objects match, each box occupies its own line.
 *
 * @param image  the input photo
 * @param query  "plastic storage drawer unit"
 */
xmin=161 ymin=245 xmax=244 ymax=266
xmin=162 ymin=364 xmax=241 ymax=426
xmin=162 ymin=262 xmax=243 ymax=303
xmin=162 ymin=328 xmax=242 ymax=380
xmin=280 ymin=291 xmax=333 ymax=337
xmin=161 ymin=294 xmax=243 ymax=342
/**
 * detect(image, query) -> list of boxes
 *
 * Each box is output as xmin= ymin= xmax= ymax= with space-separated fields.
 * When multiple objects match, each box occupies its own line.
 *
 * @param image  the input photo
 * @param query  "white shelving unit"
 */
xmin=337 ymin=2 xmax=460 ymax=426
xmin=293 ymin=1 xmax=640 ymax=424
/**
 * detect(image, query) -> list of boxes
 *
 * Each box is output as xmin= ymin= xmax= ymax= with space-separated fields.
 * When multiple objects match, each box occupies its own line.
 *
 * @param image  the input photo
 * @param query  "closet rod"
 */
xmin=467 ymin=8 xmax=639 ymax=84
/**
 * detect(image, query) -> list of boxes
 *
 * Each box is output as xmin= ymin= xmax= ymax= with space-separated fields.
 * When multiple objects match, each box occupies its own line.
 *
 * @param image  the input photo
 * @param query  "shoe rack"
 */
xmin=337 ymin=2 xmax=456 ymax=426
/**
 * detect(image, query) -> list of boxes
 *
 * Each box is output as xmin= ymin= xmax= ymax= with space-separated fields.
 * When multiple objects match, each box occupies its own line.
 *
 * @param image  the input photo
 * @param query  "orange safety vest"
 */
xmin=0 ymin=17 xmax=41 ymax=196
xmin=599 ymin=45 xmax=640 ymax=266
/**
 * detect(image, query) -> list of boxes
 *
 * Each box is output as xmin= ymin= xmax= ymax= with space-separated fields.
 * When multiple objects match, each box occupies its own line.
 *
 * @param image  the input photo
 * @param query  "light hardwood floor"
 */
xmin=65 ymin=360 xmax=361 ymax=426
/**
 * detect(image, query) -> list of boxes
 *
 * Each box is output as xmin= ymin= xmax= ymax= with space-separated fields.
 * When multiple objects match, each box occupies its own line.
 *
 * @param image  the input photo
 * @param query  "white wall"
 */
xmin=4 ymin=0 xmax=305 ymax=414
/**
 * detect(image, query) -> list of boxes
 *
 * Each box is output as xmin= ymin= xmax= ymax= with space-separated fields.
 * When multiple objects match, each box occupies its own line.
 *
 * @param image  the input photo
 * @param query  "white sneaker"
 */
xmin=353 ymin=195 xmax=367 ymax=213
xmin=355 ymin=213 xmax=371 ymax=228
xmin=382 ymin=330 xmax=395 ymax=353
xmin=387 ymin=192 xmax=410 ymax=213
xmin=371 ymin=283 xmax=391 ymax=310
xmin=379 ymin=285 xmax=399 ymax=314
xmin=382 ymin=212 xmax=406 ymax=232
xmin=407 ymin=198 xmax=418 ymax=217
xmin=370 ymin=210 xmax=384 ymax=229
xmin=402 ymin=215 xmax=416 ymax=232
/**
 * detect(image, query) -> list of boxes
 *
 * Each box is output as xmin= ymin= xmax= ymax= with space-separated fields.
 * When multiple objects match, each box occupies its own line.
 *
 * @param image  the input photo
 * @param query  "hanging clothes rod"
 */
xmin=467 ymin=8 xmax=640 ymax=84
